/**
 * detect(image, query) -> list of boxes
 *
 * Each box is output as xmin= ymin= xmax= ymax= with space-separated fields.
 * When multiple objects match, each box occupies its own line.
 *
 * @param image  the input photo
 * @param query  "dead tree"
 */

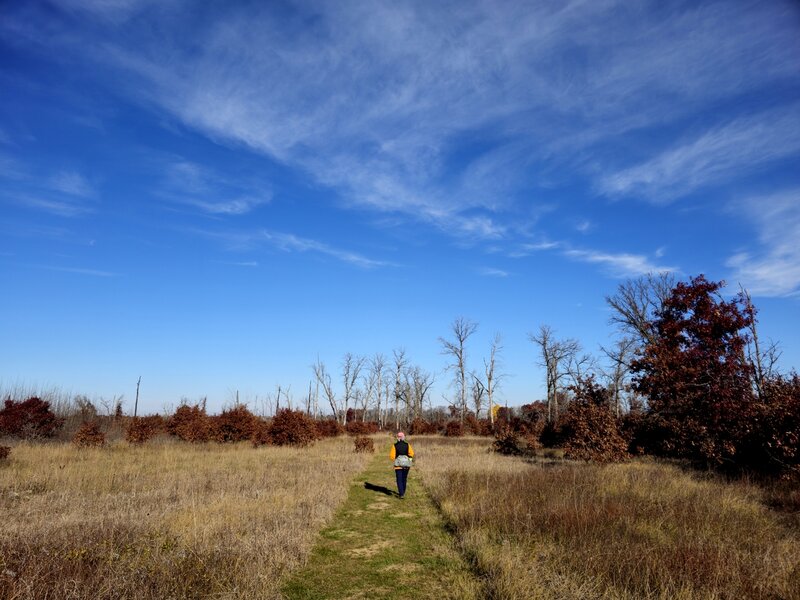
xmin=341 ymin=353 xmax=365 ymax=426
xmin=392 ymin=349 xmax=408 ymax=431
xmin=740 ymin=286 xmax=782 ymax=400
xmin=484 ymin=333 xmax=505 ymax=429
xmin=600 ymin=336 xmax=637 ymax=418
xmin=406 ymin=365 xmax=435 ymax=422
xmin=312 ymin=358 xmax=338 ymax=421
xmin=605 ymin=272 xmax=675 ymax=348
xmin=369 ymin=353 xmax=386 ymax=426
xmin=528 ymin=325 xmax=580 ymax=423
xmin=439 ymin=317 xmax=478 ymax=424
xmin=470 ymin=373 xmax=486 ymax=419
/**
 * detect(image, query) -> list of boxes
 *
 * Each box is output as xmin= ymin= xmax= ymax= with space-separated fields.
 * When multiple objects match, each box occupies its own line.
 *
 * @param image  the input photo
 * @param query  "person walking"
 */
xmin=389 ymin=431 xmax=414 ymax=499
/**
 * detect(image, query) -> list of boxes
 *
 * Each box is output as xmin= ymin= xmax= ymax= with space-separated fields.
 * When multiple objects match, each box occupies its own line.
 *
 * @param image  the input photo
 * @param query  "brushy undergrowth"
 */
xmin=0 ymin=437 xmax=370 ymax=600
xmin=420 ymin=437 xmax=800 ymax=600
xmin=353 ymin=436 xmax=374 ymax=453
xmin=72 ymin=421 xmax=105 ymax=448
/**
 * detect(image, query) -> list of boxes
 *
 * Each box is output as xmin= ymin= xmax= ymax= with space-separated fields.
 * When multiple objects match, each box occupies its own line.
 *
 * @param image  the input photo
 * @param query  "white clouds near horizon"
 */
xmin=727 ymin=190 xmax=800 ymax=297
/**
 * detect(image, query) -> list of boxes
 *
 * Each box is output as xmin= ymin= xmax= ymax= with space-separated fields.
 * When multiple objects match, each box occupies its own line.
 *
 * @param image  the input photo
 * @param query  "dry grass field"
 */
xmin=418 ymin=436 xmax=800 ymax=600
xmin=3 ymin=434 xmax=799 ymax=599
xmin=0 ymin=437 xmax=370 ymax=600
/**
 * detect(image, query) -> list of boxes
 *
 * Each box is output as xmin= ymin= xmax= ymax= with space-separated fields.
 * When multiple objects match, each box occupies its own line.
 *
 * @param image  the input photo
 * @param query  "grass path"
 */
xmin=282 ymin=445 xmax=484 ymax=599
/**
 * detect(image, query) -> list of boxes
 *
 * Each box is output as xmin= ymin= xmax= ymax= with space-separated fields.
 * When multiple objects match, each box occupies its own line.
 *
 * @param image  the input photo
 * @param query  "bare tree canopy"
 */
xmin=439 ymin=317 xmax=478 ymax=423
xmin=605 ymin=272 xmax=676 ymax=347
xmin=528 ymin=325 xmax=581 ymax=422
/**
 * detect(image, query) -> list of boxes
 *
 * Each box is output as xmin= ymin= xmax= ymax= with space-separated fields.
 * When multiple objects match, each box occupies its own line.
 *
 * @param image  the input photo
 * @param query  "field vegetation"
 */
xmin=420 ymin=436 xmax=800 ymax=600
xmin=0 ymin=437 xmax=370 ymax=599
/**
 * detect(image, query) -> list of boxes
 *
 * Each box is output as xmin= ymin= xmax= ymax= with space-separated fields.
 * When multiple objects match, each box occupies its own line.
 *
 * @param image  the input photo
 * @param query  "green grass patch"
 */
xmin=282 ymin=447 xmax=484 ymax=599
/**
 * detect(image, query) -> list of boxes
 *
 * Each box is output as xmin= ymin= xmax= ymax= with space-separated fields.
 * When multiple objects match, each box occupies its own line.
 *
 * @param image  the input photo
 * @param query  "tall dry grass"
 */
xmin=0 ymin=437 xmax=370 ymax=599
xmin=417 ymin=436 xmax=800 ymax=600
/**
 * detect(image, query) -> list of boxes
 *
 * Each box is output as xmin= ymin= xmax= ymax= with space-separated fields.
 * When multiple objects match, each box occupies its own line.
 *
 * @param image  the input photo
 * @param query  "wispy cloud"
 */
xmin=197 ymin=227 xmax=390 ymax=270
xmin=160 ymin=159 xmax=270 ymax=216
xmin=215 ymin=260 xmax=258 ymax=268
xmin=563 ymin=248 xmax=678 ymax=278
xmin=479 ymin=267 xmax=509 ymax=278
xmin=726 ymin=189 xmax=800 ymax=297
xmin=10 ymin=0 xmax=794 ymax=242
xmin=39 ymin=265 xmax=118 ymax=277
xmin=10 ymin=194 xmax=92 ymax=217
xmin=599 ymin=106 xmax=800 ymax=202
xmin=510 ymin=236 xmax=676 ymax=278
xmin=49 ymin=170 xmax=94 ymax=197
xmin=259 ymin=230 xmax=389 ymax=269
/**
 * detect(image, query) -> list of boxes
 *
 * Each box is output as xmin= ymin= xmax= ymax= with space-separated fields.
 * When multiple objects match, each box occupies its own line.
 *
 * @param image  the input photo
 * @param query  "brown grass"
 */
xmin=418 ymin=436 xmax=800 ymax=600
xmin=0 ymin=437 xmax=370 ymax=599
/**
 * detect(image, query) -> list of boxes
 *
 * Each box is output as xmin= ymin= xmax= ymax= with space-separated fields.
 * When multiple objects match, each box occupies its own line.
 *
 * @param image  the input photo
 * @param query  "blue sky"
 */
xmin=1 ymin=0 xmax=799 ymax=415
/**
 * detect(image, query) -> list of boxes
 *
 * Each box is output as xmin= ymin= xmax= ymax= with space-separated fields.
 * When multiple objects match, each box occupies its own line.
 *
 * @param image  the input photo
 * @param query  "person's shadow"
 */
xmin=364 ymin=482 xmax=395 ymax=496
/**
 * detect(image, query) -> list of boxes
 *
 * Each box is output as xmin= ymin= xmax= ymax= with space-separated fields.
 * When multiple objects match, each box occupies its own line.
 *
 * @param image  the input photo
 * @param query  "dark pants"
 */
xmin=395 ymin=467 xmax=410 ymax=497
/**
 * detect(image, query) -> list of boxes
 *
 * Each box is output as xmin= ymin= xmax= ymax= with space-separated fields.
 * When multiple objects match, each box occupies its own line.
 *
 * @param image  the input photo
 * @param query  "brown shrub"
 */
xmin=250 ymin=418 xmax=272 ymax=447
xmin=73 ymin=421 xmax=106 ymax=448
xmin=561 ymin=378 xmax=628 ymax=463
xmin=268 ymin=409 xmax=318 ymax=447
xmin=444 ymin=420 xmax=464 ymax=437
xmin=213 ymin=405 xmax=259 ymax=443
xmin=0 ymin=397 xmax=64 ymax=439
xmin=492 ymin=426 xmax=524 ymax=455
xmin=345 ymin=420 xmax=379 ymax=436
xmin=464 ymin=415 xmax=492 ymax=436
xmin=167 ymin=404 xmax=214 ymax=443
xmin=353 ymin=436 xmax=375 ymax=453
xmin=0 ymin=446 xmax=9 ymax=461
xmin=409 ymin=417 xmax=438 ymax=435
xmin=754 ymin=373 xmax=800 ymax=480
xmin=125 ymin=415 xmax=164 ymax=444
xmin=315 ymin=419 xmax=345 ymax=438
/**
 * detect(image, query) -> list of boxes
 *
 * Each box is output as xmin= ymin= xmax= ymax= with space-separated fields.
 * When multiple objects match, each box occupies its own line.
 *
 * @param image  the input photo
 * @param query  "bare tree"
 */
xmin=605 ymin=272 xmax=675 ymax=347
xmin=439 ymin=317 xmax=478 ymax=423
xmin=369 ymin=353 xmax=386 ymax=426
xmin=392 ymin=349 xmax=408 ymax=431
xmin=528 ymin=325 xmax=580 ymax=423
xmin=484 ymin=333 xmax=505 ymax=429
xmin=740 ymin=286 xmax=782 ymax=400
xmin=470 ymin=373 xmax=486 ymax=419
xmin=406 ymin=365 xmax=435 ymax=422
xmin=565 ymin=351 xmax=596 ymax=387
xmin=600 ymin=336 xmax=637 ymax=417
xmin=312 ymin=358 xmax=338 ymax=421
xmin=341 ymin=353 xmax=366 ymax=426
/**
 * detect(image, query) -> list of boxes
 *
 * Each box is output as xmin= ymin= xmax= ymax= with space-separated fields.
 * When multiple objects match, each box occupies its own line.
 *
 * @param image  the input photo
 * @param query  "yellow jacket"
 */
xmin=389 ymin=441 xmax=414 ymax=470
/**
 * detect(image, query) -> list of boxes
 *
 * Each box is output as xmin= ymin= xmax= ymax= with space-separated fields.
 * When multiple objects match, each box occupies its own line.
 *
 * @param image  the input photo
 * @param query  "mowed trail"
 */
xmin=282 ymin=445 xmax=484 ymax=599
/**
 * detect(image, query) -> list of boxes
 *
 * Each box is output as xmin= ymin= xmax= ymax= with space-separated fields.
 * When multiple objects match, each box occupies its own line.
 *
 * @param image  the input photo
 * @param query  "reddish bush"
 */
xmin=444 ymin=420 xmax=464 ymax=437
xmin=0 ymin=397 xmax=64 ymax=439
xmin=747 ymin=374 xmax=800 ymax=480
xmin=213 ymin=404 xmax=259 ymax=443
xmin=409 ymin=417 xmax=438 ymax=435
xmin=465 ymin=415 xmax=492 ymax=436
xmin=268 ymin=409 xmax=318 ymax=447
xmin=345 ymin=420 xmax=379 ymax=436
xmin=353 ymin=436 xmax=375 ymax=453
xmin=492 ymin=426 xmax=524 ymax=456
xmin=0 ymin=446 xmax=9 ymax=461
xmin=73 ymin=421 xmax=106 ymax=448
xmin=125 ymin=415 xmax=164 ymax=444
xmin=251 ymin=418 xmax=272 ymax=447
xmin=167 ymin=404 xmax=214 ymax=443
xmin=560 ymin=378 xmax=628 ymax=463
xmin=315 ymin=419 xmax=345 ymax=438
